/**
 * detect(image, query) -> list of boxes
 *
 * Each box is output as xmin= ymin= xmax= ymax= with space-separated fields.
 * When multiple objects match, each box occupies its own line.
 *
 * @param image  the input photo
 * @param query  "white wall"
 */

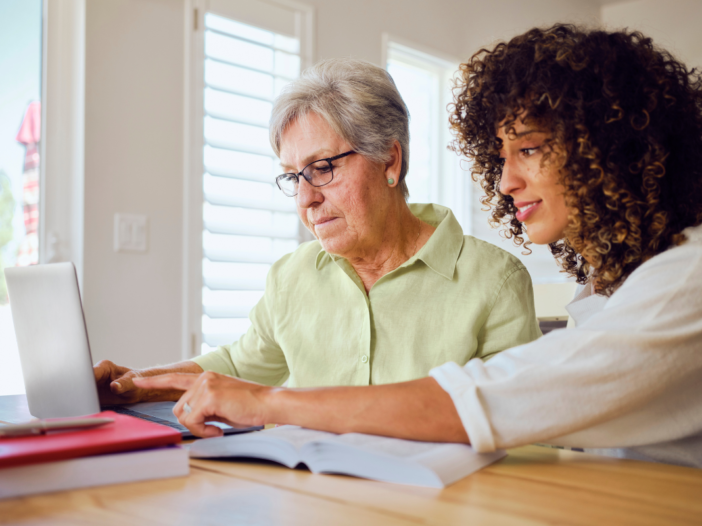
xmin=81 ymin=0 xmax=602 ymax=367
xmin=305 ymin=0 xmax=473 ymax=64
xmin=460 ymin=0 xmax=601 ymax=59
xmin=602 ymin=0 xmax=702 ymax=71
xmin=83 ymin=0 xmax=185 ymax=366
xmin=302 ymin=0 xmax=602 ymax=66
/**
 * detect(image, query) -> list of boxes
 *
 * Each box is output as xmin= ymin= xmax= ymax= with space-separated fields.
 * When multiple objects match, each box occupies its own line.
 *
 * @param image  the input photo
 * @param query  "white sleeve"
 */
xmin=430 ymin=240 xmax=702 ymax=453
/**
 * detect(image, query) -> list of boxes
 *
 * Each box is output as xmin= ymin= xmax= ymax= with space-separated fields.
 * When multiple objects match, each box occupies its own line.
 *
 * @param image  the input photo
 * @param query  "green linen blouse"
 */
xmin=191 ymin=203 xmax=541 ymax=387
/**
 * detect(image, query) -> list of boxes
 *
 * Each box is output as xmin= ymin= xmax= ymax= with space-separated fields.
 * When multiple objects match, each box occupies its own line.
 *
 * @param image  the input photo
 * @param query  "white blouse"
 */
xmin=430 ymin=224 xmax=702 ymax=467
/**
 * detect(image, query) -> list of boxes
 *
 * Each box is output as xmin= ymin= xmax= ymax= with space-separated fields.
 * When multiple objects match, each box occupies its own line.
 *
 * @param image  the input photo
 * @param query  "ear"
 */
xmin=384 ymin=140 xmax=403 ymax=187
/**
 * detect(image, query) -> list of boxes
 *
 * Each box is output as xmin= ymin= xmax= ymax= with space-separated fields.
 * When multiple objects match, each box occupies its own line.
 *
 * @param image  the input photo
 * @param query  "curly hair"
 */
xmin=450 ymin=24 xmax=702 ymax=294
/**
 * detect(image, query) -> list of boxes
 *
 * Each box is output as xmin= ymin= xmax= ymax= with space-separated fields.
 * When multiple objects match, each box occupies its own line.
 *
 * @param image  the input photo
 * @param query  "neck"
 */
xmin=347 ymin=202 xmax=435 ymax=293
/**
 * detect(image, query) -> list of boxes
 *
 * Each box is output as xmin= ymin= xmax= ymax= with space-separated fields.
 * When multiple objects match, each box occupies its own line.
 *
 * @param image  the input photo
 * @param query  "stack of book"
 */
xmin=0 ymin=411 xmax=188 ymax=499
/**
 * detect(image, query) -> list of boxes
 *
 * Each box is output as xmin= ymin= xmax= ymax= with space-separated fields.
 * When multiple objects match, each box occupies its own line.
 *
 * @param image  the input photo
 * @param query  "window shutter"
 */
xmin=200 ymin=12 xmax=302 ymax=352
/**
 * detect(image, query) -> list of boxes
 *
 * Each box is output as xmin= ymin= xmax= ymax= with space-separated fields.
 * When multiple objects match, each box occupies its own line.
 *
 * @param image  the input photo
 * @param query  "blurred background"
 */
xmin=1 ymin=0 xmax=700 ymax=395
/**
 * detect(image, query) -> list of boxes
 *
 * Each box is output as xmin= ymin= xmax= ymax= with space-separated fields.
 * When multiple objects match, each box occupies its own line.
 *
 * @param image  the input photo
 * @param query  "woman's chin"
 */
xmin=315 ymin=223 xmax=353 ymax=254
xmin=317 ymin=236 xmax=353 ymax=257
xmin=525 ymin=226 xmax=564 ymax=245
xmin=527 ymin=232 xmax=563 ymax=245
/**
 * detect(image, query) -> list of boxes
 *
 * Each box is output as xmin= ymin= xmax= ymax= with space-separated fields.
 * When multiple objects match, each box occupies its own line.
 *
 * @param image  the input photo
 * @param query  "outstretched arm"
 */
xmin=134 ymin=372 xmax=469 ymax=443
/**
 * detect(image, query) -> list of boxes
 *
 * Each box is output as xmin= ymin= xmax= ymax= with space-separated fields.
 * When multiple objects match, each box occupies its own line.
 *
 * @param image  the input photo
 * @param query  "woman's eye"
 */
xmin=521 ymin=147 xmax=539 ymax=157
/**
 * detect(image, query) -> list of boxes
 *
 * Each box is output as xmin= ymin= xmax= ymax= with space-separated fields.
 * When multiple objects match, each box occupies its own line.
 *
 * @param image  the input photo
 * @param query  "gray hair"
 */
xmin=269 ymin=58 xmax=410 ymax=199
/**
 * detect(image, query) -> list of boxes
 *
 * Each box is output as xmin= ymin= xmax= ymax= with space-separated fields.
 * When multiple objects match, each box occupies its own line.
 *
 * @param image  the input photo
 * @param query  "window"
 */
xmin=186 ymin=0 xmax=313 ymax=357
xmin=0 ymin=0 xmax=43 ymax=396
xmin=385 ymin=40 xmax=467 ymax=229
xmin=386 ymin=38 xmax=567 ymax=284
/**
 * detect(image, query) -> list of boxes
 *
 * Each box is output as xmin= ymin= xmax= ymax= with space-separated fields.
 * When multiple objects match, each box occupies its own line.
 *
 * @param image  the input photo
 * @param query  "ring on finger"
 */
xmin=183 ymin=402 xmax=192 ymax=415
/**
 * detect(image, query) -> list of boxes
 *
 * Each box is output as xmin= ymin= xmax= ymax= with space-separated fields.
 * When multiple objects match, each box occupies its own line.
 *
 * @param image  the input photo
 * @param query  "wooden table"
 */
xmin=2 ymin=396 xmax=702 ymax=525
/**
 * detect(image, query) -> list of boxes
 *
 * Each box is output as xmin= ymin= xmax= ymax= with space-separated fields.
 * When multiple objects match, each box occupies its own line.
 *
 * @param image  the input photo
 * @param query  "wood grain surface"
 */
xmin=2 ymin=394 xmax=701 ymax=525
xmin=190 ymin=446 xmax=702 ymax=526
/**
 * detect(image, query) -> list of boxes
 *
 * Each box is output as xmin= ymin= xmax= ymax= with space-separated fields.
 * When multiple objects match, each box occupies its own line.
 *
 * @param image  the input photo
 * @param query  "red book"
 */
xmin=0 ymin=411 xmax=181 ymax=469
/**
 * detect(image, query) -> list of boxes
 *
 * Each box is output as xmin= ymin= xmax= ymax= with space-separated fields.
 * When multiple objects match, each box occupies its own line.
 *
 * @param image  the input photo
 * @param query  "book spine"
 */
xmin=0 ymin=447 xmax=189 ymax=500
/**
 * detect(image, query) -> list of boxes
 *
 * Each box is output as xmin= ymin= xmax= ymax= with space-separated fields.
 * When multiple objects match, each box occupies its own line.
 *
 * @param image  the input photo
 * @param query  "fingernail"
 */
xmin=112 ymin=381 xmax=122 ymax=392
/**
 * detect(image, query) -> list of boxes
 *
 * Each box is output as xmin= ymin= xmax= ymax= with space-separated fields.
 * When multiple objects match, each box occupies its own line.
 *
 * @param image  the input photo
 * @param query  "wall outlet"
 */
xmin=114 ymin=213 xmax=148 ymax=252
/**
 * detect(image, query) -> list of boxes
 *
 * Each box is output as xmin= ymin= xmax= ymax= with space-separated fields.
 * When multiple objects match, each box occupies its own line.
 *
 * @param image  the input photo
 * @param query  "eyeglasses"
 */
xmin=275 ymin=151 xmax=356 ymax=197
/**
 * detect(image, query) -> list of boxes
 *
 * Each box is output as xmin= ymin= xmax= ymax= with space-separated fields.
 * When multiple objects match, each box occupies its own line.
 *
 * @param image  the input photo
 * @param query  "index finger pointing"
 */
xmin=132 ymin=373 xmax=199 ymax=391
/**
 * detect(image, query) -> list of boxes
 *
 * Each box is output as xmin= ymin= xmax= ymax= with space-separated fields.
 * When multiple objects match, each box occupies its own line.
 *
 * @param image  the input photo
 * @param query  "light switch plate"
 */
xmin=114 ymin=213 xmax=148 ymax=253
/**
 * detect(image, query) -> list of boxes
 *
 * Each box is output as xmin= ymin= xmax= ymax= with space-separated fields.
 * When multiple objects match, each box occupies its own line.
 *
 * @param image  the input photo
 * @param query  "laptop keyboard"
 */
xmin=106 ymin=406 xmax=262 ymax=438
xmin=107 ymin=406 xmax=191 ymax=435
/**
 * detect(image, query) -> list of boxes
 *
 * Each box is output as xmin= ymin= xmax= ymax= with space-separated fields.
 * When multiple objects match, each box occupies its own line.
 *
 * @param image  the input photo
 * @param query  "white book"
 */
xmin=0 ymin=445 xmax=189 ymax=500
xmin=189 ymin=426 xmax=506 ymax=488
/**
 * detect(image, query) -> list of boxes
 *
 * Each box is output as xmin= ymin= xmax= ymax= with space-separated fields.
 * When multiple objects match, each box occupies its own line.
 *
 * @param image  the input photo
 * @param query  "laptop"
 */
xmin=4 ymin=262 xmax=261 ymax=439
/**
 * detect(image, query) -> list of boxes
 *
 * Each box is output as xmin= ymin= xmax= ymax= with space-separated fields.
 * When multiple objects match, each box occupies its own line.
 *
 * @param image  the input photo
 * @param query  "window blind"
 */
xmin=201 ymin=13 xmax=302 ymax=353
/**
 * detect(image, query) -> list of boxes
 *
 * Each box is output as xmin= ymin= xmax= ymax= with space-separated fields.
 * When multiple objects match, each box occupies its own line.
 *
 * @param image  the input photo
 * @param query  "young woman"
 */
xmin=136 ymin=25 xmax=702 ymax=467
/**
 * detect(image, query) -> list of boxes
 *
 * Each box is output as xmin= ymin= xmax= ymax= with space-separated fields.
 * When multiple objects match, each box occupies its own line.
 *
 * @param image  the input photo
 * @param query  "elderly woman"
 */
xmin=138 ymin=25 xmax=702 ymax=468
xmin=95 ymin=59 xmax=540 ymax=404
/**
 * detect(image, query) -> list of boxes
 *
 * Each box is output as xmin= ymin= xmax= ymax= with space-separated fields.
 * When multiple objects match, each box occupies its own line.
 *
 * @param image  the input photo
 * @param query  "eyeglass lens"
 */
xmin=277 ymin=159 xmax=334 ymax=196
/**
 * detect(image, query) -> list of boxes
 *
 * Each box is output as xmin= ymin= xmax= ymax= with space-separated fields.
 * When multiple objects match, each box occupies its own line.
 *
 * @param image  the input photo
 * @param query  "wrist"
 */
xmin=258 ymin=386 xmax=290 ymax=426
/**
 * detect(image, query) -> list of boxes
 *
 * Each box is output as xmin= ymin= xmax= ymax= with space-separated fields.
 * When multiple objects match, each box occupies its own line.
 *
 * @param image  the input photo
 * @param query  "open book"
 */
xmin=189 ymin=425 xmax=506 ymax=488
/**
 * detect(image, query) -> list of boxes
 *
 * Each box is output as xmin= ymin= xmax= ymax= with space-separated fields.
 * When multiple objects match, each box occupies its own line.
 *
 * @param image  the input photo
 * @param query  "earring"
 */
xmin=388 ymin=178 xmax=395 ymax=185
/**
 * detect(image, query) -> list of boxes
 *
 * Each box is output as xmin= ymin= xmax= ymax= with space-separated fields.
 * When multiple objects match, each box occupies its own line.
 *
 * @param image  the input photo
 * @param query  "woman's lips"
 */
xmin=515 ymin=200 xmax=542 ymax=222
xmin=313 ymin=217 xmax=338 ymax=230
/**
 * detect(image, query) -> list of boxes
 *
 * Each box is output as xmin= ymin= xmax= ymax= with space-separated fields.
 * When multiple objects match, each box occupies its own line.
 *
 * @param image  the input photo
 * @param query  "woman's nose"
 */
xmin=499 ymin=157 xmax=524 ymax=197
xmin=296 ymin=177 xmax=323 ymax=208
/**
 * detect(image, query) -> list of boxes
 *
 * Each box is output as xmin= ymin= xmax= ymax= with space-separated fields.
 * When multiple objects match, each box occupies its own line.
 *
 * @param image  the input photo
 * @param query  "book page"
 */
xmin=188 ymin=425 xmax=335 ymax=467
xmin=324 ymin=433 xmax=447 ymax=459
xmin=311 ymin=433 xmax=506 ymax=487
xmin=260 ymin=425 xmax=339 ymax=450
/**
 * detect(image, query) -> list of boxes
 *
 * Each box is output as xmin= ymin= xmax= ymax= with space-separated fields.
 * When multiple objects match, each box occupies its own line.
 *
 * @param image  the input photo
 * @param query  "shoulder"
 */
xmin=457 ymin=235 xmax=528 ymax=281
xmin=612 ymin=227 xmax=702 ymax=301
xmin=681 ymin=223 xmax=702 ymax=245
xmin=602 ymin=227 xmax=702 ymax=329
xmin=551 ymin=232 xmax=702 ymax=341
xmin=626 ymin=227 xmax=702 ymax=282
